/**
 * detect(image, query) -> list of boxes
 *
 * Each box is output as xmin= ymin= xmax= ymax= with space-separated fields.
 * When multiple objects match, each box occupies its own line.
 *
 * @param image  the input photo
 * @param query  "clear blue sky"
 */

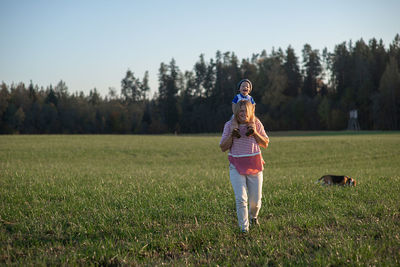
xmin=1 ymin=0 xmax=399 ymax=98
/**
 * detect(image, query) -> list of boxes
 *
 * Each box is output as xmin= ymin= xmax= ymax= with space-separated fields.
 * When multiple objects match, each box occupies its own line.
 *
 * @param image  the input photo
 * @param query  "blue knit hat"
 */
xmin=237 ymin=79 xmax=252 ymax=92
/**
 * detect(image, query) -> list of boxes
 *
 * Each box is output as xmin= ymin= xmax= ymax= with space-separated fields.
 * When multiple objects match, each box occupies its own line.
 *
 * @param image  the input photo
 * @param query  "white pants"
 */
xmin=229 ymin=164 xmax=263 ymax=231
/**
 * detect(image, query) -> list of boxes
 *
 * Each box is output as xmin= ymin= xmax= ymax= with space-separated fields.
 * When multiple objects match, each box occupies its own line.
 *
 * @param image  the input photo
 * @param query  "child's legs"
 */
xmin=231 ymin=115 xmax=238 ymax=129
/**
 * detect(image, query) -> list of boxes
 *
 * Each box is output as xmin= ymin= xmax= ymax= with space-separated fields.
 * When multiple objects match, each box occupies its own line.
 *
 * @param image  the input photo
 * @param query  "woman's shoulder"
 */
xmin=254 ymin=118 xmax=268 ymax=137
xmin=224 ymin=119 xmax=233 ymax=128
xmin=255 ymin=118 xmax=263 ymax=125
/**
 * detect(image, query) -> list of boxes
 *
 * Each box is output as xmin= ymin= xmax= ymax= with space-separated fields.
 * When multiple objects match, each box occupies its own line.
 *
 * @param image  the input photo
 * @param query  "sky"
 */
xmin=1 ymin=0 xmax=399 ymax=98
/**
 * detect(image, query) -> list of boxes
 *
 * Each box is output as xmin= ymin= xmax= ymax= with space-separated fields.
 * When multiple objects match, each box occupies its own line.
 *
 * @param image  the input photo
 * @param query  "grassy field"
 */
xmin=1 ymin=133 xmax=400 ymax=266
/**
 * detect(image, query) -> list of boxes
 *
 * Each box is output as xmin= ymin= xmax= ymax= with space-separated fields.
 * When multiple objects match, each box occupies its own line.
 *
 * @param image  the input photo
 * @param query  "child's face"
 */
xmin=239 ymin=82 xmax=251 ymax=96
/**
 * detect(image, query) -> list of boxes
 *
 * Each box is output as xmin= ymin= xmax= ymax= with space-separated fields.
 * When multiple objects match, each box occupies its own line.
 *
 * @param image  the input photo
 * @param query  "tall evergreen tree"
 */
xmin=121 ymin=70 xmax=141 ymax=102
xmin=369 ymin=38 xmax=388 ymax=91
xmin=331 ymin=42 xmax=352 ymax=99
xmin=283 ymin=46 xmax=302 ymax=97
xmin=261 ymin=59 xmax=288 ymax=109
xmin=28 ymin=80 xmax=37 ymax=102
xmin=194 ymin=54 xmax=207 ymax=97
xmin=0 ymin=83 xmax=11 ymax=133
xmin=158 ymin=59 xmax=181 ymax=133
xmin=55 ymin=80 xmax=69 ymax=100
xmin=203 ymin=59 xmax=215 ymax=99
xmin=140 ymin=71 xmax=150 ymax=100
xmin=88 ymin=88 xmax=101 ymax=106
xmin=351 ymin=39 xmax=374 ymax=127
xmin=301 ymin=44 xmax=322 ymax=97
xmin=389 ymin=34 xmax=400 ymax=69
xmin=45 ymin=86 xmax=58 ymax=106
xmin=260 ymin=59 xmax=289 ymax=129
xmin=179 ymin=71 xmax=196 ymax=133
xmin=158 ymin=63 xmax=168 ymax=101
xmin=374 ymin=57 xmax=400 ymax=129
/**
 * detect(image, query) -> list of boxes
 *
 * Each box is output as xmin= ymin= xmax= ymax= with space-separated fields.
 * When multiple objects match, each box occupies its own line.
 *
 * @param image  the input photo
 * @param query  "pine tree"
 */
xmin=351 ymin=39 xmax=374 ymax=127
xmin=157 ymin=59 xmax=181 ymax=133
xmin=375 ymin=57 xmax=400 ymax=129
xmin=194 ymin=54 xmax=207 ymax=97
xmin=45 ymin=86 xmax=58 ymax=106
xmin=88 ymin=88 xmax=101 ymax=106
xmin=261 ymin=59 xmax=288 ymax=110
xmin=283 ymin=46 xmax=302 ymax=97
xmin=331 ymin=42 xmax=351 ymax=99
xmin=166 ymin=59 xmax=180 ymax=132
xmin=389 ymin=34 xmax=400 ymax=69
xmin=302 ymin=44 xmax=322 ymax=97
xmin=0 ymin=83 xmax=10 ymax=133
xmin=140 ymin=71 xmax=150 ymax=100
xmin=121 ymin=70 xmax=141 ymax=102
xmin=369 ymin=38 xmax=388 ymax=91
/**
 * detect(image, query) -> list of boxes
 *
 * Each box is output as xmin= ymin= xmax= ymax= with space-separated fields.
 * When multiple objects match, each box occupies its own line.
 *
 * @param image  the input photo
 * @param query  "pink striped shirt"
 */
xmin=220 ymin=119 xmax=268 ymax=175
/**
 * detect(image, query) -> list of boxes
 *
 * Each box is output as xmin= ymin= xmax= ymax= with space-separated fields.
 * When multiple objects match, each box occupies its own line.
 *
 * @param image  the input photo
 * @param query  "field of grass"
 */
xmin=1 ymin=133 xmax=400 ymax=265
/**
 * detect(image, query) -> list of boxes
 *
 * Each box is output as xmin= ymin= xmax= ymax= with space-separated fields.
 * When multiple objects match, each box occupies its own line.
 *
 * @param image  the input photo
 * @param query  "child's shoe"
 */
xmin=250 ymin=218 xmax=259 ymax=227
xmin=246 ymin=126 xmax=254 ymax=136
xmin=232 ymin=128 xmax=241 ymax=138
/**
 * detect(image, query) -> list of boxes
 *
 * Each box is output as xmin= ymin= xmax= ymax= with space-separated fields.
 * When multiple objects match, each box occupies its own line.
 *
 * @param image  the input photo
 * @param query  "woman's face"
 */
xmin=238 ymin=105 xmax=249 ymax=123
xmin=239 ymin=82 xmax=251 ymax=96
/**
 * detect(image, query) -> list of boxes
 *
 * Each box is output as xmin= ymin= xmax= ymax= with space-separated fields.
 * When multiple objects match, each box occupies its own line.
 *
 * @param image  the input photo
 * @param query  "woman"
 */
xmin=220 ymin=100 xmax=269 ymax=233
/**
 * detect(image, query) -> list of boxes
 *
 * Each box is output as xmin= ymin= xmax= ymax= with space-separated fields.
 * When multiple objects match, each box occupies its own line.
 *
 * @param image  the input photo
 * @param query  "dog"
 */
xmin=317 ymin=175 xmax=356 ymax=186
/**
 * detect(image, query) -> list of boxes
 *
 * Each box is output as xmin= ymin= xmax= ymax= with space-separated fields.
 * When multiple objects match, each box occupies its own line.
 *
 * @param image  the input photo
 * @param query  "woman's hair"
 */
xmin=233 ymin=100 xmax=255 ymax=123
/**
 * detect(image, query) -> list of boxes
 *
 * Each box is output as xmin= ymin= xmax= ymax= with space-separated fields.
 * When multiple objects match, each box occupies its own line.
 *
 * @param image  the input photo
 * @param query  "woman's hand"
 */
xmin=253 ymin=127 xmax=269 ymax=148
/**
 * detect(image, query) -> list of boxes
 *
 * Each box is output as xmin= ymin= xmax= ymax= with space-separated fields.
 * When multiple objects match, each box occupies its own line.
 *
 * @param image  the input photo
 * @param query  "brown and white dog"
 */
xmin=318 ymin=175 xmax=357 ymax=186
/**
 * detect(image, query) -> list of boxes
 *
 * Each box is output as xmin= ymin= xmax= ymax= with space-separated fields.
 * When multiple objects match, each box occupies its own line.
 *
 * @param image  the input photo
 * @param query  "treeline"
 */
xmin=1 ymin=35 xmax=400 ymax=134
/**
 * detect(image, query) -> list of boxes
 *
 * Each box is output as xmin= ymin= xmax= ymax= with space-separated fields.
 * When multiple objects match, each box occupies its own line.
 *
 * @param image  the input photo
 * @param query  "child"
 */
xmin=231 ymin=79 xmax=256 ymax=138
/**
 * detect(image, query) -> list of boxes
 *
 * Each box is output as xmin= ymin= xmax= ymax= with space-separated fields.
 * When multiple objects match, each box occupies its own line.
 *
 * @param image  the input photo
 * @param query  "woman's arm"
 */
xmin=220 ymin=133 xmax=233 ymax=152
xmin=220 ymin=121 xmax=234 ymax=152
xmin=253 ymin=131 xmax=269 ymax=148
xmin=252 ymin=119 xmax=269 ymax=148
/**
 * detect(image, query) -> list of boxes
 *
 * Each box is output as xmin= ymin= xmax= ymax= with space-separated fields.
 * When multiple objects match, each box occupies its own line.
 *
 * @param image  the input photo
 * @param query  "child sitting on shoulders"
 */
xmin=231 ymin=79 xmax=256 ymax=138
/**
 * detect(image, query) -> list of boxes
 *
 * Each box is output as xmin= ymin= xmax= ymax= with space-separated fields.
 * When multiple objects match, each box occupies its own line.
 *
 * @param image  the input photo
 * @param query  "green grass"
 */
xmin=1 ymin=133 xmax=400 ymax=266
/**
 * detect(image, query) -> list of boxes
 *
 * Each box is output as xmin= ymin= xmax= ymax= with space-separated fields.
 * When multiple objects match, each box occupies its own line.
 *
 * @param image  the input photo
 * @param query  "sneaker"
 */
xmin=246 ymin=126 xmax=254 ymax=136
xmin=250 ymin=218 xmax=259 ymax=227
xmin=232 ymin=128 xmax=241 ymax=138
xmin=240 ymin=228 xmax=249 ymax=233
